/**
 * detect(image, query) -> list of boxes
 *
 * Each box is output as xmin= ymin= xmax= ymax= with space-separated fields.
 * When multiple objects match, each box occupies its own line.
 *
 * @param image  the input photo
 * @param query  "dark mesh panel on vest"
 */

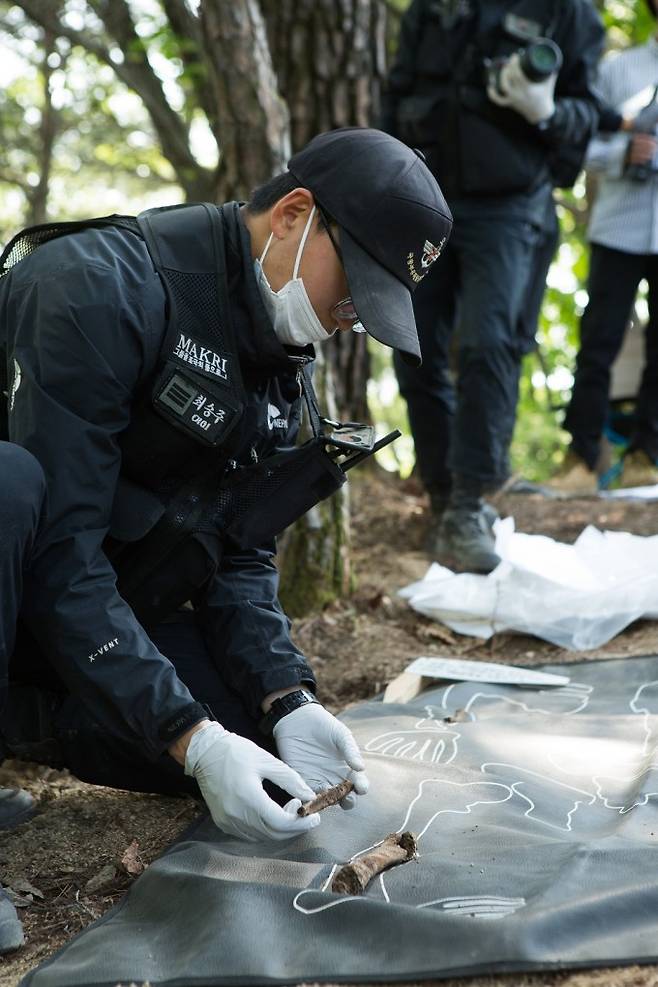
xmin=166 ymin=270 xmax=225 ymax=348
xmin=0 ymin=226 xmax=71 ymax=279
xmin=0 ymin=217 xmax=140 ymax=280
xmin=197 ymin=452 xmax=313 ymax=534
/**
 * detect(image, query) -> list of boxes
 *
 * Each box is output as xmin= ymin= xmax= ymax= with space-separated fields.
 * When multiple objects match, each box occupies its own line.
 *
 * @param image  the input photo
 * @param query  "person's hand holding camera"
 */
xmin=487 ymin=52 xmax=557 ymax=125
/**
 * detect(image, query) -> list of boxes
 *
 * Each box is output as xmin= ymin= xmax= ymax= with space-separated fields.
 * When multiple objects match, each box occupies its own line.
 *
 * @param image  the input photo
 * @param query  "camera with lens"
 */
xmin=487 ymin=38 xmax=563 ymax=96
xmin=625 ymin=86 xmax=658 ymax=182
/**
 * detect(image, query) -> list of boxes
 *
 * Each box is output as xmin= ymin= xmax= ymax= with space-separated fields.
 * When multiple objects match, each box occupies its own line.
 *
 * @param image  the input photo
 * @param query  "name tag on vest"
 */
xmin=155 ymin=370 xmax=239 ymax=446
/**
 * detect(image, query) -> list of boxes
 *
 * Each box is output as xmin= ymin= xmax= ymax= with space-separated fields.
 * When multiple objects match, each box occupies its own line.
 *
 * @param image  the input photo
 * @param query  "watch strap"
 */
xmin=259 ymin=689 xmax=319 ymax=736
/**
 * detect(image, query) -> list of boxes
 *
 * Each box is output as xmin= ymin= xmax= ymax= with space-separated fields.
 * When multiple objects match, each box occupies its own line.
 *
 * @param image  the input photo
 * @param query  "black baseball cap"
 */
xmin=288 ymin=127 xmax=453 ymax=366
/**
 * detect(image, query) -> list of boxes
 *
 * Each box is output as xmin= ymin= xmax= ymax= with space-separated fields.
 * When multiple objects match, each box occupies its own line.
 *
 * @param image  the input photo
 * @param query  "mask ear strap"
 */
xmin=293 ymin=205 xmax=316 ymax=279
xmin=259 ymin=232 xmax=274 ymax=265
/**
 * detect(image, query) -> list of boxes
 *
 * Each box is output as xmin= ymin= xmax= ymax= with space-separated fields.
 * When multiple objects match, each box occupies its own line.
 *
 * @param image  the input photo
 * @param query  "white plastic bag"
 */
xmin=399 ymin=518 xmax=658 ymax=650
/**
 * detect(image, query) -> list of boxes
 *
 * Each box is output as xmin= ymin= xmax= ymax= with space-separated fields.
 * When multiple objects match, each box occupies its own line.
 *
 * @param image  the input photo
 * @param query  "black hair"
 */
xmin=647 ymin=0 xmax=657 ymax=17
xmin=246 ymin=171 xmax=326 ymax=229
xmin=246 ymin=171 xmax=304 ymax=213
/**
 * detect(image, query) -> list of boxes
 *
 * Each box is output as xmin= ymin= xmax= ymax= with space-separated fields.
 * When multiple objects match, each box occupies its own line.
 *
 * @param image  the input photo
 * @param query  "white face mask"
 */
xmin=254 ymin=205 xmax=337 ymax=347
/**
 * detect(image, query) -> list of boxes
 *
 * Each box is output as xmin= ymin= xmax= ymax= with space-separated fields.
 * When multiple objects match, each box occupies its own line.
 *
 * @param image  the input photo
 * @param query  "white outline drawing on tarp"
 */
xmin=480 ymin=763 xmax=598 ymax=832
xmin=293 ymin=778 xmax=515 ymax=916
xmin=364 ymin=706 xmax=461 ymax=764
xmin=630 ymin=680 xmax=658 ymax=756
xmin=544 ymin=678 xmax=658 ymax=814
xmin=440 ymin=681 xmax=593 ymax=719
xmin=363 ymin=681 xmax=593 ymax=770
xmin=292 ymin=673 xmax=658 ymax=920
xmin=416 ymin=895 xmax=526 ymax=920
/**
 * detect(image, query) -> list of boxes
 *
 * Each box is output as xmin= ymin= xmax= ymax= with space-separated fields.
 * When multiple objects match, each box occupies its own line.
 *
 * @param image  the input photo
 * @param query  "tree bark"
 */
xmin=261 ymin=0 xmax=390 ymax=422
xmin=266 ymin=0 xmax=391 ymax=611
xmin=199 ymin=0 xmax=290 ymax=201
xmin=261 ymin=0 xmax=388 ymax=145
xmin=25 ymin=29 xmax=58 ymax=226
xmin=278 ymin=347 xmax=352 ymax=616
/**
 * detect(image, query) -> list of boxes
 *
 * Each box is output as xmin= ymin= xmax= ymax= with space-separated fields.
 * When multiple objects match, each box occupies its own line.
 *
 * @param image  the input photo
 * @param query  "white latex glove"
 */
xmin=273 ymin=704 xmax=369 ymax=809
xmin=487 ymin=53 xmax=557 ymax=125
xmin=184 ymin=721 xmax=321 ymax=842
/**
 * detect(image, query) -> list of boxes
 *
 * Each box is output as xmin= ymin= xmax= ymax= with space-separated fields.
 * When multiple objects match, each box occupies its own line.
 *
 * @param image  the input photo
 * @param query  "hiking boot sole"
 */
xmin=433 ymin=548 xmax=501 ymax=575
xmin=0 ymin=894 xmax=24 ymax=954
xmin=0 ymin=789 xmax=36 ymax=830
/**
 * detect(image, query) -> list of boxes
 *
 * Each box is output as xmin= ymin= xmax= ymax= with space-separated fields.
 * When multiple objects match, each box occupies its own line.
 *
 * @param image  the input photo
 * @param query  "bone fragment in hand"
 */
xmin=297 ymin=779 xmax=355 ymax=817
xmin=331 ymin=831 xmax=418 ymax=895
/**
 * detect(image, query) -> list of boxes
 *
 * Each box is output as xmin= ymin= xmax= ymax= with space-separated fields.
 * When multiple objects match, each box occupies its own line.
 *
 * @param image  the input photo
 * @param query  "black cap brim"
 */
xmin=340 ymin=227 xmax=422 ymax=367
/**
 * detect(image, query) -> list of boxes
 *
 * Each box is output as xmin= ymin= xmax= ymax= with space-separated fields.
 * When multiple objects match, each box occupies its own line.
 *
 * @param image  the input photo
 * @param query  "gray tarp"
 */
xmin=22 ymin=655 xmax=658 ymax=987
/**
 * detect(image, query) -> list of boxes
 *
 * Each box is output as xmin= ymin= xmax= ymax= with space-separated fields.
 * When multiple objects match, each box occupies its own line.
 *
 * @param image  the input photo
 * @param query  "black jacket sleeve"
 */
xmin=197 ymin=540 xmax=316 ymax=719
xmin=539 ymin=0 xmax=604 ymax=149
xmin=380 ymin=0 xmax=603 ymax=154
xmin=195 ymin=372 xmax=316 ymax=718
xmin=1 ymin=229 xmax=206 ymax=760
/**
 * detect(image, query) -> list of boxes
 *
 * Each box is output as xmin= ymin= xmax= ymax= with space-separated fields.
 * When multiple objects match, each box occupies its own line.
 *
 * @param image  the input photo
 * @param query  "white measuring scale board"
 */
xmin=406 ymin=656 xmax=570 ymax=686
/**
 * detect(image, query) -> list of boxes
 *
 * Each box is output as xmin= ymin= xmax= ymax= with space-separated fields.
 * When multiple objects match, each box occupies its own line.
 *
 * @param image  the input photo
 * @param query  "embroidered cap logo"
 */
xmin=421 ymin=237 xmax=446 ymax=269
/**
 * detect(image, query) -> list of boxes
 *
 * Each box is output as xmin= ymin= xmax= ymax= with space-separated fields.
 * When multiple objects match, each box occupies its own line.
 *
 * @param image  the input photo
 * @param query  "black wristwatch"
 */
xmin=259 ymin=688 xmax=319 ymax=736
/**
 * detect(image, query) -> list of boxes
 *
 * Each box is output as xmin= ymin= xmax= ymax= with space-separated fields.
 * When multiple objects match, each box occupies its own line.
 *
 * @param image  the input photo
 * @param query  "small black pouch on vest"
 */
xmin=209 ymin=365 xmax=402 ymax=550
xmin=215 ymin=437 xmax=347 ymax=549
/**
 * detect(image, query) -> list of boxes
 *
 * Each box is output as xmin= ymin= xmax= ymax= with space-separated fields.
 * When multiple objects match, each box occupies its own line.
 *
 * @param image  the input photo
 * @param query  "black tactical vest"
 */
xmin=0 ymin=203 xmax=250 ymax=620
xmin=0 ymin=204 xmax=349 ymax=624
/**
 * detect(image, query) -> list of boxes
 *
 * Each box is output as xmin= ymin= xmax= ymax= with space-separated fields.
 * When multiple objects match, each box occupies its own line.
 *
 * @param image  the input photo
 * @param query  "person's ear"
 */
xmin=270 ymin=188 xmax=315 ymax=241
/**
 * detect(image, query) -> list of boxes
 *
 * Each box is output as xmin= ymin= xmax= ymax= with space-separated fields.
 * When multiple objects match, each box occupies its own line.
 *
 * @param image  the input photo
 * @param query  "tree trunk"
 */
xmin=261 ymin=0 xmax=390 ymax=611
xmin=25 ymin=30 xmax=58 ymax=226
xmin=199 ymin=0 xmax=291 ymax=201
xmin=278 ymin=348 xmax=351 ymax=616
xmin=262 ymin=0 xmax=390 ymax=422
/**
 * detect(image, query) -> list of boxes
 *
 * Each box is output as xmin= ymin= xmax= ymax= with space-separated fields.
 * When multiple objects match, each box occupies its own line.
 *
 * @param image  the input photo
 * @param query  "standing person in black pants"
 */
xmin=381 ymin=0 xmax=603 ymax=570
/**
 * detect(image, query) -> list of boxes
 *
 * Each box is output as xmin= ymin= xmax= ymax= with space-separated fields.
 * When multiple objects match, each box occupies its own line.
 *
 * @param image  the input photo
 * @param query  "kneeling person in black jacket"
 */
xmin=0 ymin=128 xmax=452 ymax=953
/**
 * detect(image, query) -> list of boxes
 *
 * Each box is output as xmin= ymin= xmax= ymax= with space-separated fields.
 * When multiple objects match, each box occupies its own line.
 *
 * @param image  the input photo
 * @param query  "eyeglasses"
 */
xmin=318 ymin=207 xmax=365 ymax=331
xmin=332 ymin=296 xmax=360 ymax=322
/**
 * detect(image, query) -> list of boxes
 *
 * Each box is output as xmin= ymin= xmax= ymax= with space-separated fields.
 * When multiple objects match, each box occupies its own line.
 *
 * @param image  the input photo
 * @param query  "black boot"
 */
xmin=0 ymin=693 xmax=42 ymax=831
xmin=0 ymin=887 xmax=23 ymax=954
xmin=430 ymin=477 xmax=501 ymax=574
xmin=0 ymin=740 xmax=29 ymax=956
xmin=426 ymin=488 xmax=451 ymax=554
xmin=0 ymin=789 xmax=36 ymax=830
xmin=428 ymin=488 xmax=499 ymax=533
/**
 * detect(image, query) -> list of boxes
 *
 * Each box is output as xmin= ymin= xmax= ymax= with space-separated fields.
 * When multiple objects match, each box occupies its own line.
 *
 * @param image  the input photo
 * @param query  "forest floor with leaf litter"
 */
xmin=2 ymin=471 xmax=658 ymax=987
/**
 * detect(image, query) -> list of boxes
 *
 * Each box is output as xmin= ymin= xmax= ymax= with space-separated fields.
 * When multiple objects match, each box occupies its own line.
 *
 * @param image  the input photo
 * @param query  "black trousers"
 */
xmin=394 ymin=192 xmax=552 ymax=495
xmin=0 ymin=443 xmax=47 ymax=693
xmin=0 ymin=441 xmax=274 ymax=798
xmin=564 ymin=243 xmax=658 ymax=470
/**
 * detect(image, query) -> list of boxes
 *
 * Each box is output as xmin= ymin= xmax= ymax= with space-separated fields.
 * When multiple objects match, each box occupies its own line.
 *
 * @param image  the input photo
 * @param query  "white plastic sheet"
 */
xmin=399 ymin=517 xmax=658 ymax=650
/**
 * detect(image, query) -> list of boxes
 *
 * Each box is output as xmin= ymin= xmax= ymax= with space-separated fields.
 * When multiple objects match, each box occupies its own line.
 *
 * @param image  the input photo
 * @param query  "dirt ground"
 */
xmin=3 ymin=472 xmax=658 ymax=987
